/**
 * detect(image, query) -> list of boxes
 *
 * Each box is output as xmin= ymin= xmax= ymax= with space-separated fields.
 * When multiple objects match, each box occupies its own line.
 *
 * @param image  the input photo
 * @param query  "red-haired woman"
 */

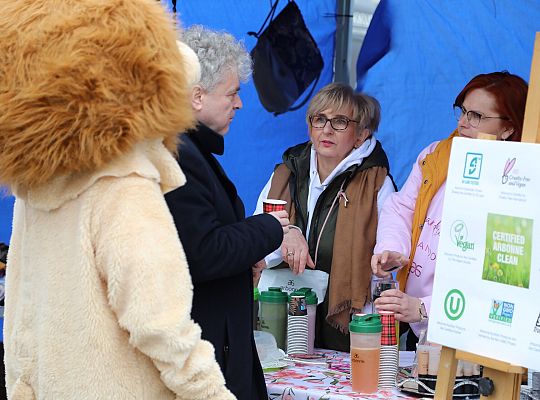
xmin=371 ymin=71 xmax=528 ymax=348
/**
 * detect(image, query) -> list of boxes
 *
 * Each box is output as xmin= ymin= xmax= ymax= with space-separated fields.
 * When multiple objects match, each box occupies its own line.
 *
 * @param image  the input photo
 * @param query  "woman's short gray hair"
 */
xmin=182 ymin=25 xmax=252 ymax=92
xmin=306 ymin=83 xmax=381 ymax=136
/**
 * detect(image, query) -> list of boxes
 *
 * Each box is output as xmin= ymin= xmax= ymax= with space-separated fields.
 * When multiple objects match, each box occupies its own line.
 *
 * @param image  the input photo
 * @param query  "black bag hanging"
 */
xmin=249 ymin=0 xmax=324 ymax=116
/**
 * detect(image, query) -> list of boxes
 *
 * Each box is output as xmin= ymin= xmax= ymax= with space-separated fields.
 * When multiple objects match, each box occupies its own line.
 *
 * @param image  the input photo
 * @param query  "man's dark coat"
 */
xmin=165 ymin=124 xmax=283 ymax=400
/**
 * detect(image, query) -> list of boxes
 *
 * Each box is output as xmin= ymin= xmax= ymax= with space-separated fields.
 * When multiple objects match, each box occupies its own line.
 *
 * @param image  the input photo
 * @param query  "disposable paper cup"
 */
xmin=379 ymin=311 xmax=397 ymax=346
xmin=378 ymin=344 xmax=399 ymax=388
xmin=263 ymin=199 xmax=287 ymax=213
xmin=287 ymin=316 xmax=309 ymax=354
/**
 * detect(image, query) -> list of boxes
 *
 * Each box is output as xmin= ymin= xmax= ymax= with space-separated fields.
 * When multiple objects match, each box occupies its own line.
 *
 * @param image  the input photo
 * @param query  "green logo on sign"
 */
xmin=444 ymin=289 xmax=465 ymax=320
xmin=450 ymin=220 xmax=475 ymax=252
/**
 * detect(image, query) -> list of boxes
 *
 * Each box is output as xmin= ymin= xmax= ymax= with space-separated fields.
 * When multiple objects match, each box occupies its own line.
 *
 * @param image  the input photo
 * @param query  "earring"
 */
xmin=503 ymin=128 xmax=514 ymax=141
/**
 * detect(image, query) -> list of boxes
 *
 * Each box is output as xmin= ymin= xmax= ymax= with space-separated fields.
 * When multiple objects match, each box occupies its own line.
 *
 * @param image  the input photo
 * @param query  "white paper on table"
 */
xmin=258 ymin=268 xmax=329 ymax=305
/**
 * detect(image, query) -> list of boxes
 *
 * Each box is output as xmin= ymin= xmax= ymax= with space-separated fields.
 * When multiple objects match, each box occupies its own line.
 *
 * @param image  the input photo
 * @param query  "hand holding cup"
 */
xmin=372 ymin=277 xmax=399 ymax=309
xmin=374 ymin=288 xmax=422 ymax=323
xmin=263 ymin=199 xmax=289 ymax=234
xmin=268 ymin=211 xmax=289 ymax=234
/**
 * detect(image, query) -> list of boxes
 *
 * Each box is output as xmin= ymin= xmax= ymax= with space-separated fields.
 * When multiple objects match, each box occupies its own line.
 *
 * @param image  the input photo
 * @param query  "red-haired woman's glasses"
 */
xmin=453 ymin=104 xmax=510 ymax=128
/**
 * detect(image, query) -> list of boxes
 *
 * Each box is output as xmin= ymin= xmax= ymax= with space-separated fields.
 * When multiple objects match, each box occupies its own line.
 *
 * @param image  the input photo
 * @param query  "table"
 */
xmin=264 ymin=349 xmax=419 ymax=400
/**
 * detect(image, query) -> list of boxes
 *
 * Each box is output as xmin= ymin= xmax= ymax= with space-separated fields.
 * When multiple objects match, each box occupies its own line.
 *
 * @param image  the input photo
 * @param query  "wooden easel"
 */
xmin=434 ymin=32 xmax=540 ymax=400
xmin=435 ymin=347 xmax=526 ymax=399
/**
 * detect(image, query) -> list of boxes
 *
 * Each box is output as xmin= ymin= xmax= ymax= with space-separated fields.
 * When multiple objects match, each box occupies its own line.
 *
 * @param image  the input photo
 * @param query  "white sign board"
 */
xmin=429 ymin=137 xmax=540 ymax=370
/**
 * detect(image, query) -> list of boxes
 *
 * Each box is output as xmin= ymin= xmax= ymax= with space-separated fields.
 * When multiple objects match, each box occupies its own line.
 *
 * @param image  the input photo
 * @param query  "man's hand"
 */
xmin=252 ymin=259 xmax=266 ymax=287
xmin=268 ymin=210 xmax=290 ymax=234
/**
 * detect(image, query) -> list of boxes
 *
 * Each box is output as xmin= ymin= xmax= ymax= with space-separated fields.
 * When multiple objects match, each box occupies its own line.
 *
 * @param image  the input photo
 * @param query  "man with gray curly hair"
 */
xmin=166 ymin=26 xmax=290 ymax=399
xmin=182 ymin=25 xmax=252 ymax=135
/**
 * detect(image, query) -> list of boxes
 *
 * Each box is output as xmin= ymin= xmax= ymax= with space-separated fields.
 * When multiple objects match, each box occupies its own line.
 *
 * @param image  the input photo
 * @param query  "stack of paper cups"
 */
xmin=532 ymin=371 xmax=540 ymax=398
xmin=286 ymin=295 xmax=309 ymax=354
xmin=378 ymin=311 xmax=399 ymax=388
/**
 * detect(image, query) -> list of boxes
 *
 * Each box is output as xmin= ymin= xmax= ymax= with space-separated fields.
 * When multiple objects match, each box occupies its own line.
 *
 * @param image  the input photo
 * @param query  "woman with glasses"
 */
xmin=371 ymin=71 xmax=528 ymax=349
xmin=255 ymin=83 xmax=395 ymax=351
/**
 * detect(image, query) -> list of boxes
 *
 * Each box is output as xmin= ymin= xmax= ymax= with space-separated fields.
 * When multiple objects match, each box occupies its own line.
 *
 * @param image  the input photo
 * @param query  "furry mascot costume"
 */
xmin=0 ymin=0 xmax=234 ymax=399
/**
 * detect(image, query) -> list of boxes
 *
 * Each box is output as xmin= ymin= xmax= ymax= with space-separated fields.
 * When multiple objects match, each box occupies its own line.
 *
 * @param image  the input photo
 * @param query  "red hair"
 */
xmin=454 ymin=72 xmax=528 ymax=142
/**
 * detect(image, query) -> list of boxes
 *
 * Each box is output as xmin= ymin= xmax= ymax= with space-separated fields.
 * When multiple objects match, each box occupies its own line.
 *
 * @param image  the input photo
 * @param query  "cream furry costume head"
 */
xmin=0 ymin=0 xmax=196 ymax=190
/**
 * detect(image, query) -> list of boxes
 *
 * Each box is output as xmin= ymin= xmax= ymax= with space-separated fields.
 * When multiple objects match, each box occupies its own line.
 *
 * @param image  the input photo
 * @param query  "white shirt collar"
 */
xmin=304 ymin=137 xmax=377 ymax=238
xmin=309 ymin=137 xmax=376 ymax=188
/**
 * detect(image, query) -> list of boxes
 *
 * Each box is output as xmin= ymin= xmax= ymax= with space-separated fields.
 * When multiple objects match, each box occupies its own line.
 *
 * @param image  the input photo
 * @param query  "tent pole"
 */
xmin=334 ymin=0 xmax=352 ymax=84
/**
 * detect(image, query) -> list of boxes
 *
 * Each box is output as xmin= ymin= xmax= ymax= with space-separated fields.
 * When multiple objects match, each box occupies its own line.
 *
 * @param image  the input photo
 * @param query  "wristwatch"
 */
xmin=418 ymin=299 xmax=428 ymax=322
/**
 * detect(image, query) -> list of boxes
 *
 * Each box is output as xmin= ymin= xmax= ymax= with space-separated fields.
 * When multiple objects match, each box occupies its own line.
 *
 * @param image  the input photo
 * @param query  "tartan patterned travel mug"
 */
xmin=380 ymin=311 xmax=397 ymax=346
xmin=263 ymin=199 xmax=287 ymax=213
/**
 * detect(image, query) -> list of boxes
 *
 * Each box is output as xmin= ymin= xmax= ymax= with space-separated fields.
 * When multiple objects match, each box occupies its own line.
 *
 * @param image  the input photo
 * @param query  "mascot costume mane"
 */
xmin=0 ymin=1 xmax=234 ymax=399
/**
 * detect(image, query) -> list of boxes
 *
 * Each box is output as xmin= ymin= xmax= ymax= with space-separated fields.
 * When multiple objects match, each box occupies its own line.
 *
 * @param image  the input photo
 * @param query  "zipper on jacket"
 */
xmin=308 ymin=169 xmax=355 ymax=252
xmin=289 ymin=158 xmax=307 ymax=233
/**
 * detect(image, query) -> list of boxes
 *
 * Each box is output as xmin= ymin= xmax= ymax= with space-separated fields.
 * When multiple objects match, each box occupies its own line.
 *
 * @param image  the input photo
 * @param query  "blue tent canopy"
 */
xmin=356 ymin=0 xmax=540 ymax=188
xmin=0 ymin=1 xmax=337 ymax=243
xmin=2 ymin=0 xmax=540 ymax=242
xmin=0 ymin=195 xmax=13 ymax=244
xmin=176 ymin=0 xmax=337 ymax=211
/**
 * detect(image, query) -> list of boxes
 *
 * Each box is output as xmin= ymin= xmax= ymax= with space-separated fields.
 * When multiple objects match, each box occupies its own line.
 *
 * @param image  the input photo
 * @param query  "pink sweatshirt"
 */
xmin=374 ymin=141 xmax=445 ymax=336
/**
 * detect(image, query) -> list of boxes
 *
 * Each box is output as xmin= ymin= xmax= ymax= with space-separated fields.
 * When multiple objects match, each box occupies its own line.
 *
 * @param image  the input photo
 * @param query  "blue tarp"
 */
xmin=357 ymin=0 xmax=540 ymax=188
xmin=176 ymin=0 xmax=337 ymax=211
xmin=0 ymin=196 xmax=13 ymax=244
xmin=2 ymin=0 xmax=540 ymax=241
xmin=0 ymin=0 xmax=337 ymax=243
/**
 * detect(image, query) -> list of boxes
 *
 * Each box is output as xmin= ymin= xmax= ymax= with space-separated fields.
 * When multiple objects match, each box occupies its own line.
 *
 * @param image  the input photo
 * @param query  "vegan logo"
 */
xmin=534 ymin=312 xmax=540 ymax=334
xmin=500 ymin=157 xmax=530 ymax=188
xmin=444 ymin=289 xmax=466 ymax=321
xmin=450 ymin=220 xmax=475 ymax=252
xmin=463 ymin=152 xmax=483 ymax=180
xmin=488 ymin=299 xmax=514 ymax=325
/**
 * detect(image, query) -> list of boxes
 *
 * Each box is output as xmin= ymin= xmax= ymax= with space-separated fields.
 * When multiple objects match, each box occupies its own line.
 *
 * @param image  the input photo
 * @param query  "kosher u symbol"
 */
xmin=444 ymin=289 xmax=466 ymax=321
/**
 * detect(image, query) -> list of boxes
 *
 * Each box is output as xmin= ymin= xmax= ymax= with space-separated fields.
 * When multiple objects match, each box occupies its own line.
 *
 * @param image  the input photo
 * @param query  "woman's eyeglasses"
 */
xmin=309 ymin=115 xmax=359 ymax=131
xmin=453 ymin=104 xmax=510 ymax=128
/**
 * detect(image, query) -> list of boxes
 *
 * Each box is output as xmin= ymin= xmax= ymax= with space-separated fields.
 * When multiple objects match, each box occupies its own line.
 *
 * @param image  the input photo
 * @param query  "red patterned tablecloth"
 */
xmin=264 ymin=349 xmax=418 ymax=400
